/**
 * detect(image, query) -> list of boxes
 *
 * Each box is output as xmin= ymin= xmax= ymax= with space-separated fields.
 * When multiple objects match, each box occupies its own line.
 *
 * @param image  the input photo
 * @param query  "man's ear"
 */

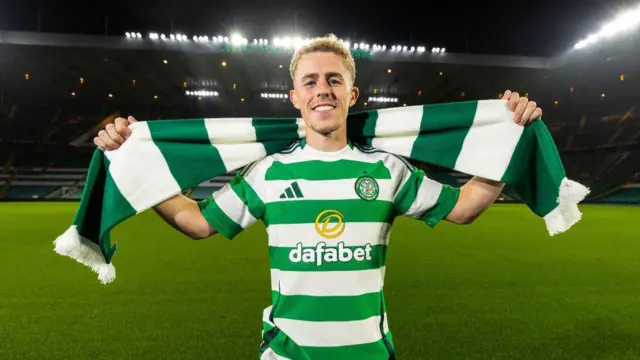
xmin=289 ymin=90 xmax=301 ymax=109
xmin=349 ymin=86 xmax=359 ymax=107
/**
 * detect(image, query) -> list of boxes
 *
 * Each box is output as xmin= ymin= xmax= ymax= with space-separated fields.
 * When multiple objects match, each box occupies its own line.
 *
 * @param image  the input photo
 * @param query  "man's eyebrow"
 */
xmin=301 ymin=72 xmax=344 ymax=81
xmin=301 ymin=73 xmax=318 ymax=81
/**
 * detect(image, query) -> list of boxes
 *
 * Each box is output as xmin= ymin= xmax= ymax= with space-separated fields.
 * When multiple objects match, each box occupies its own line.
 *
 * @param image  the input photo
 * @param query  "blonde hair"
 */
xmin=289 ymin=33 xmax=356 ymax=85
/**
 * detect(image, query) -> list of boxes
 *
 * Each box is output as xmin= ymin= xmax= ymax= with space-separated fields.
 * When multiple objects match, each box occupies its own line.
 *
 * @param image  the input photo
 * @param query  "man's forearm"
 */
xmin=446 ymin=176 xmax=504 ymax=224
xmin=153 ymin=195 xmax=215 ymax=239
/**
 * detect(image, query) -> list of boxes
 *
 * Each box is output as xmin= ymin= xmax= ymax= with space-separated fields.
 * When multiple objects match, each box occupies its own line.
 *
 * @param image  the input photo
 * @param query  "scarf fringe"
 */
xmin=53 ymin=226 xmax=116 ymax=284
xmin=544 ymin=177 xmax=591 ymax=236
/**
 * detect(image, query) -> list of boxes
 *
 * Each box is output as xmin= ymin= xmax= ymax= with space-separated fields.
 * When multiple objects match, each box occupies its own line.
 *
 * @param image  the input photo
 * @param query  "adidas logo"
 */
xmin=280 ymin=181 xmax=304 ymax=199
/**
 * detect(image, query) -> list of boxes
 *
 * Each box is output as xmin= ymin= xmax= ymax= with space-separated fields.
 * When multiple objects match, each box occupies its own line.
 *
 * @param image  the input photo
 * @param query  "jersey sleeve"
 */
xmin=197 ymin=160 xmax=266 ymax=240
xmin=393 ymin=164 xmax=460 ymax=228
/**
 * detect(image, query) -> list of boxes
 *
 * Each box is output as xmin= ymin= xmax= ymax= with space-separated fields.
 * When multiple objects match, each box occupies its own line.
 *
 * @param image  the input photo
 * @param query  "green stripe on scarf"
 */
xmin=53 ymin=99 xmax=590 ymax=284
xmin=410 ymin=101 xmax=477 ymax=168
xmin=148 ymin=119 xmax=227 ymax=190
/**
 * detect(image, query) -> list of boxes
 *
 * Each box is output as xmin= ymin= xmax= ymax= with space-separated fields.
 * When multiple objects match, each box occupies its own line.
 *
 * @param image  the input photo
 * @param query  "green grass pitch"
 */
xmin=1 ymin=202 xmax=639 ymax=359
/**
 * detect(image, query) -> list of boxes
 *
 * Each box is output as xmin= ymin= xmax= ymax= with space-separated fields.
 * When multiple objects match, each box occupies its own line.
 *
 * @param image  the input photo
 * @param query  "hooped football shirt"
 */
xmin=198 ymin=139 xmax=460 ymax=359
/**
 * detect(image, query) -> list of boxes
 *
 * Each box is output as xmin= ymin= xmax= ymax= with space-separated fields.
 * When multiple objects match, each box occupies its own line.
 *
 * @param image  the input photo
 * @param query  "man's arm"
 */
xmin=444 ymin=177 xmax=504 ymax=225
xmin=153 ymin=195 xmax=217 ymax=240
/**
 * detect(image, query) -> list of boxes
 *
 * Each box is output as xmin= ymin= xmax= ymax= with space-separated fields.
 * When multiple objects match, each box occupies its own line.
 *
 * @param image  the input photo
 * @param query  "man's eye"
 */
xmin=330 ymin=79 xmax=341 ymax=85
xmin=305 ymin=81 xmax=316 ymax=86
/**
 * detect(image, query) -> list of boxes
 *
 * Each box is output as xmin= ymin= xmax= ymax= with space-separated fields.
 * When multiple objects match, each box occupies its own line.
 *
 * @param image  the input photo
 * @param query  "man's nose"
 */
xmin=315 ymin=79 xmax=333 ymax=97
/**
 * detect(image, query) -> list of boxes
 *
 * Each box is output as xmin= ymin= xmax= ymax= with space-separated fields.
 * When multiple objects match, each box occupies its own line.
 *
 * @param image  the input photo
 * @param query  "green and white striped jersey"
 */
xmin=198 ymin=139 xmax=460 ymax=360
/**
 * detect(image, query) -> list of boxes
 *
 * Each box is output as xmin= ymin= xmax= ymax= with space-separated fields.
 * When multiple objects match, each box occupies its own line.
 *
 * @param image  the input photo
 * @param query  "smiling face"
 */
xmin=290 ymin=51 xmax=359 ymax=136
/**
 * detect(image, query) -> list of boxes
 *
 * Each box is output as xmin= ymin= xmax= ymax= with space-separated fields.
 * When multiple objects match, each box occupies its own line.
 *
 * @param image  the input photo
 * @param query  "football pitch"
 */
xmin=1 ymin=202 xmax=639 ymax=359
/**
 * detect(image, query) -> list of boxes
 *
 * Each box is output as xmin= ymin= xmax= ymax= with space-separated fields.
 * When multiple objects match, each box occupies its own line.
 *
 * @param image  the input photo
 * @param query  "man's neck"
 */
xmin=304 ymin=128 xmax=348 ymax=152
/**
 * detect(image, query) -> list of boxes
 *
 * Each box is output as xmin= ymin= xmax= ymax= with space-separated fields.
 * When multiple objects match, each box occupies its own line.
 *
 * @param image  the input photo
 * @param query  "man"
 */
xmin=95 ymin=34 xmax=542 ymax=359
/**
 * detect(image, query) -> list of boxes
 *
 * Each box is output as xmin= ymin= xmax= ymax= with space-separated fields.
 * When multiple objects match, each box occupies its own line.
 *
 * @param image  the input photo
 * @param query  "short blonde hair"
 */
xmin=289 ymin=33 xmax=356 ymax=85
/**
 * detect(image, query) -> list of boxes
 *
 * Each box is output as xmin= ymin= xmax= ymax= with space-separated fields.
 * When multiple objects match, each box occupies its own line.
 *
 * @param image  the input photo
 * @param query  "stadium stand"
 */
xmin=0 ymin=30 xmax=638 ymax=203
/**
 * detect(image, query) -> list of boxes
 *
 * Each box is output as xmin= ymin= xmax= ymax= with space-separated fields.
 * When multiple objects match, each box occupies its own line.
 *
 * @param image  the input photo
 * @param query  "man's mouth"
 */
xmin=312 ymin=104 xmax=336 ymax=112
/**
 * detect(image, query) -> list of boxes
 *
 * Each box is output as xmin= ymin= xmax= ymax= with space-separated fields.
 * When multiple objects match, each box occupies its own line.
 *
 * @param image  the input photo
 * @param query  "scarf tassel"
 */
xmin=544 ymin=177 xmax=591 ymax=236
xmin=53 ymin=225 xmax=116 ymax=284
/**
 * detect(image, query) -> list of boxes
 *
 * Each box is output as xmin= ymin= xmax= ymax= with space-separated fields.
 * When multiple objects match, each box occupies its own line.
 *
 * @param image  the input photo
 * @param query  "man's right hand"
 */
xmin=93 ymin=116 xmax=137 ymax=151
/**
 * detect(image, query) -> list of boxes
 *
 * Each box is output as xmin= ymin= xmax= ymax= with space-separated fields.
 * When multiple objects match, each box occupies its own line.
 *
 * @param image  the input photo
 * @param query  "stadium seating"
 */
xmin=597 ymin=186 xmax=640 ymax=204
xmin=4 ymin=185 xmax=59 ymax=199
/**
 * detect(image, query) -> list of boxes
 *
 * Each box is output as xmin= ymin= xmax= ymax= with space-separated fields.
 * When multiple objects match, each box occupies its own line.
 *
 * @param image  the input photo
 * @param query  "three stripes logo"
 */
xmin=279 ymin=181 xmax=304 ymax=199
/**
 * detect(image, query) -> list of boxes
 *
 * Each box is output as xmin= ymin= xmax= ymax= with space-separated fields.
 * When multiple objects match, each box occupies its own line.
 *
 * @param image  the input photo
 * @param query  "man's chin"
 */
xmin=317 ymin=128 xmax=336 ymax=136
xmin=307 ymin=121 xmax=338 ymax=135
xmin=304 ymin=113 xmax=345 ymax=135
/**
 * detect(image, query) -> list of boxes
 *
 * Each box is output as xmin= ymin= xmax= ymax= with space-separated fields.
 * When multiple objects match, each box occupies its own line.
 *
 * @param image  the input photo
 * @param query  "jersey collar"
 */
xmin=299 ymin=138 xmax=353 ymax=150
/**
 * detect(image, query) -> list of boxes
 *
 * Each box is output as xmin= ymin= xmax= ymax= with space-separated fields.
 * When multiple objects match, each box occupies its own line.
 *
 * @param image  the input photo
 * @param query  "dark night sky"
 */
xmin=0 ymin=0 xmax=637 ymax=56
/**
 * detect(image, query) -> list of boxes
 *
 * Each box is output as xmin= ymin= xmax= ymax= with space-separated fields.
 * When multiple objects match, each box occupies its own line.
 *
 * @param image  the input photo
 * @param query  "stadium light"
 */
xmin=261 ymin=93 xmax=288 ymax=99
xmin=574 ymin=4 xmax=640 ymax=49
xmin=121 ymin=30 xmax=433 ymax=56
xmin=125 ymin=32 xmax=142 ymax=39
xmin=231 ymin=33 xmax=248 ymax=46
xmin=272 ymin=35 xmax=309 ymax=49
xmin=368 ymin=96 xmax=398 ymax=103
xmin=186 ymin=90 xmax=219 ymax=97
xmin=273 ymin=36 xmax=286 ymax=47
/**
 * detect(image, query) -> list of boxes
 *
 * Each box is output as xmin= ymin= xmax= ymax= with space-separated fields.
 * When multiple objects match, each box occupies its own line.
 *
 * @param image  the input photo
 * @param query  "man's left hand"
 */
xmin=501 ymin=90 xmax=542 ymax=126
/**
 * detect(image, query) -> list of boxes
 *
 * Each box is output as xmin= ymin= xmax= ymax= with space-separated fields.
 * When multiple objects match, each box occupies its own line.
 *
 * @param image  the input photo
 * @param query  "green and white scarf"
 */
xmin=53 ymin=99 xmax=590 ymax=284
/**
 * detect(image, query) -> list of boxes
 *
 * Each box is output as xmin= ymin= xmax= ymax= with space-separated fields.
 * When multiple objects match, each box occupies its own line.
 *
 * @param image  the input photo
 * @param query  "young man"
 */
xmin=95 ymin=34 xmax=542 ymax=359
